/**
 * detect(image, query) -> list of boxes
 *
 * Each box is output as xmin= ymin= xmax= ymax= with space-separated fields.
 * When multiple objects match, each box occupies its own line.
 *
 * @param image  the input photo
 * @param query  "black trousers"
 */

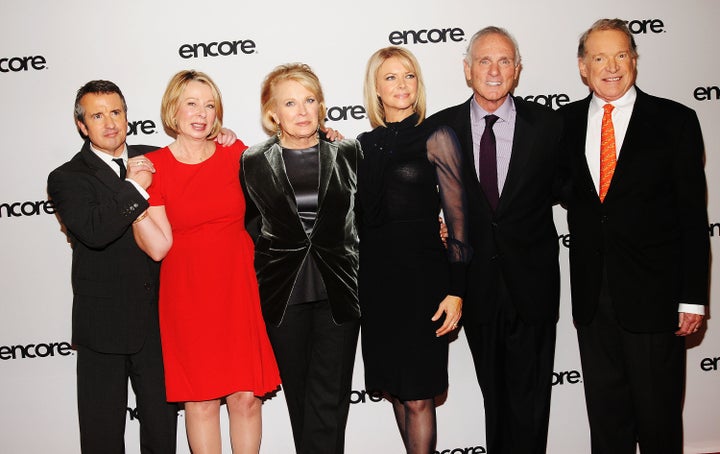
xmin=267 ymin=300 xmax=360 ymax=454
xmin=464 ymin=277 xmax=556 ymax=454
xmin=76 ymin=311 xmax=177 ymax=454
xmin=577 ymin=277 xmax=685 ymax=454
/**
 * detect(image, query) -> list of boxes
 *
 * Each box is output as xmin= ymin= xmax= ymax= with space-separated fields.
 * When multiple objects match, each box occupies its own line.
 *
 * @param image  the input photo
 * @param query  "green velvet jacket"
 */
xmin=241 ymin=136 xmax=362 ymax=327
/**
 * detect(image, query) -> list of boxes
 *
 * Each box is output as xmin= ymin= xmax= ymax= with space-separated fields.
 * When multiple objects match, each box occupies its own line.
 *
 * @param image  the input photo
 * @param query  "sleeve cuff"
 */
xmin=678 ymin=303 xmax=705 ymax=316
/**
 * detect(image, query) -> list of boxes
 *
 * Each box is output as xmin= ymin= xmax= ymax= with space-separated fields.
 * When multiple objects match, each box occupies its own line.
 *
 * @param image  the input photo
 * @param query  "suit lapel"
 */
xmin=317 ymin=139 xmax=338 ymax=213
xmin=263 ymin=142 xmax=301 ymax=219
xmin=591 ymin=88 xmax=651 ymax=204
xmin=454 ymin=99 xmax=486 ymax=208
xmin=611 ymin=89 xmax=652 ymax=193
xmin=79 ymin=141 xmax=125 ymax=191
xmin=497 ymin=99 xmax=534 ymax=212
xmin=566 ymin=95 xmax=598 ymax=202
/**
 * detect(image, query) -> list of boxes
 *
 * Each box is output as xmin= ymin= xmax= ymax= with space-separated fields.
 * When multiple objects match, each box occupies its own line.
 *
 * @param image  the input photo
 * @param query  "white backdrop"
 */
xmin=1 ymin=1 xmax=718 ymax=453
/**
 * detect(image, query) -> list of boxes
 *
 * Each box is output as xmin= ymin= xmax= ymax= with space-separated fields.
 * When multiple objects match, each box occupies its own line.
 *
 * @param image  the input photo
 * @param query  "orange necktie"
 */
xmin=599 ymin=104 xmax=616 ymax=202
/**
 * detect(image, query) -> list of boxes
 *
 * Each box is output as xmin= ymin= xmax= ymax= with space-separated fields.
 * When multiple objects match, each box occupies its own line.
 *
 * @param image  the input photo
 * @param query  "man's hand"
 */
xmin=323 ymin=127 xmax=345 ymax=142
xmin=676 ymin=312 xmax=704 ymax=336
xmin=216 ymin=128 xmax=237 ymax=146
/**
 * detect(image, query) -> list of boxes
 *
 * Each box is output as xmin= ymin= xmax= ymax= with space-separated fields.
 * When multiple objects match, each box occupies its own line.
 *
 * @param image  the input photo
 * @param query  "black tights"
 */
xmin=390 ymin=397 xmax=437 ymax=454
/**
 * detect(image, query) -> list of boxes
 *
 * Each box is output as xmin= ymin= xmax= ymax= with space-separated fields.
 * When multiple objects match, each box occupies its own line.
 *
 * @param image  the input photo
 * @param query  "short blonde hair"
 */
xmin=161 ymin=70 xmax=224 ymax=139
xmin=363 ymin=46 xmax=426 ymax=129
xmin=260 ymin=63 xmax=326 ymax=136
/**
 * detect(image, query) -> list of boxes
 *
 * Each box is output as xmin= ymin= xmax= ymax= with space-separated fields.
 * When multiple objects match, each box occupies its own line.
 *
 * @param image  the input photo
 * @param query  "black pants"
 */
xmin=464 ymin=277 xmax=556 ymax=454
xmin=267 ymin=300 xmax=360 ymax=454
xmin=76 ymin=312 xmax=177 ymax=454
xmin=577 ymin=277 xmax=685 ymax=454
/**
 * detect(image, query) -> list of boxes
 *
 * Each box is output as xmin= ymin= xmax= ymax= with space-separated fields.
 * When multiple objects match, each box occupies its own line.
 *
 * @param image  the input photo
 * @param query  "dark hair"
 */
xmin=74 ymin=80 xmax=128 ymax=126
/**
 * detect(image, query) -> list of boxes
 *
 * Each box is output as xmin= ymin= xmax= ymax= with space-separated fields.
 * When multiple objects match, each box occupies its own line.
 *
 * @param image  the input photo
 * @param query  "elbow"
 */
xmin=148 ymin=250 xmax=168 ymax=262
xmin=148 ymin=243 xmax=171 ymax=262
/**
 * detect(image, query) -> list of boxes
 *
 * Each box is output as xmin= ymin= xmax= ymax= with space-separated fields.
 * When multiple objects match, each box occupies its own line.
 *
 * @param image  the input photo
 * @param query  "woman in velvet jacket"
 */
xmin=240 ymin=63 xmax=361 ymax=454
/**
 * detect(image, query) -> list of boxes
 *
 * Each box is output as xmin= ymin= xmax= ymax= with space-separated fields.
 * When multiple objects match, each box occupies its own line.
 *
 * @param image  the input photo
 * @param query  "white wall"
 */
xmin=1 ymin=0 xmax=718 ymax=452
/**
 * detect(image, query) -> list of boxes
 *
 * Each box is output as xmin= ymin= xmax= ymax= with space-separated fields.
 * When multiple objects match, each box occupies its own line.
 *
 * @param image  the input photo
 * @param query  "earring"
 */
xmin=276 ymin=125 xmax=282 ymax=139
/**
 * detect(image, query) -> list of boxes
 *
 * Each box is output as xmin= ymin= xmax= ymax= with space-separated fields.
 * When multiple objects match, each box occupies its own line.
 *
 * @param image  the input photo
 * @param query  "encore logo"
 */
xmin=700 ymin=356 xmax=720 ymax=372
xmin=388 ymin=27 xmax=465 ymax=45
xmin=127 ymin=119 xmax=158 ymax=136
xmin=127 ymin=406 xmax=180 ymax=421
xmin=693 ymin=86 xmax=720 ymax=101
xmin=0 ymin=341 xmax=73 ymax=360
xmin=625 ymin=19 xmax=665 ymax=34
xmin=325 ymin=105 xmax=367 ymax=122
xmin=552 ymin=369 xmax=582 ymax=386
xmin=349 ymin=389 xmax=383 ymax=404
xmin=558 ymin=233 xmax=570 ymax=249
xmin=178 ymin=39 xmax=257 ymax=59
xmin=0 ymin=55 xmax=47 ymax=73
xmin=435 ymin=447 xmax=487 ymax=454
xmin=0 ymin=200 xmax=55 ymax=218
xmin=710 ymin=222 xmax=720 ymax=237
xmin=521 ymin=93 xmax=571 ymax=110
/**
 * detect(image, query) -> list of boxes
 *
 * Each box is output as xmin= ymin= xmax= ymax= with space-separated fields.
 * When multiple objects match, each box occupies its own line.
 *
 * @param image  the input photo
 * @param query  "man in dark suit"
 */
xmin=47 ymin=80 xmax=177 ymax=454
xmin=558 ymin=19 xmax=709 ymax=454
xmin=427 ymin=27 xmax=563 ymax=454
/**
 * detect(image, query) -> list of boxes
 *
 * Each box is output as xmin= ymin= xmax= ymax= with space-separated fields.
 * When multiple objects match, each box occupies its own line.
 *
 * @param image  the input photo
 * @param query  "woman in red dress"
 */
xmin=132 ymin=70 xmax=280 ymax=454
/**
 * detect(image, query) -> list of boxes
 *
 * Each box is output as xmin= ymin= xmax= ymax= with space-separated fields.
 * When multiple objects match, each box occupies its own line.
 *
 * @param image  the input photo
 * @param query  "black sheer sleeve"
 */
xmin=427 ymin=125 xmax=473 ymax=296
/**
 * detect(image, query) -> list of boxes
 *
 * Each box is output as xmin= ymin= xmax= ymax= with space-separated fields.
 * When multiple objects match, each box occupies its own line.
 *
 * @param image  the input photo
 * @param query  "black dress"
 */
xmin=357 ymin=114 xmax=471 ymax=400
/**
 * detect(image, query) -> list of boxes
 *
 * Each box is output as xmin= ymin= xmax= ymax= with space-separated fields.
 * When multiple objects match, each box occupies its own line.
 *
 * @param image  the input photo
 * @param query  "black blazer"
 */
xmin=48 ymin=141 xmax=159 ymax=354
xmin=427 ymin=96 xmax=564 ymax=324
xmin=241 ymin=136 xmax=361 ymax=327
xmin=559 ymin=88 xmax=709 ymax=332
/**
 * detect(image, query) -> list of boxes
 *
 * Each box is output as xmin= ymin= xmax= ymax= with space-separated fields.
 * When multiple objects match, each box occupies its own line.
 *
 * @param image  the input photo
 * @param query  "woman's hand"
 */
xmin=432 ymin=295 xmax=462 ymax=337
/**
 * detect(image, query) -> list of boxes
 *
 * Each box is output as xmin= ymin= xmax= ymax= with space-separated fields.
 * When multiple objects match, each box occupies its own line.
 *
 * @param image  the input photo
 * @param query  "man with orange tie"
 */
xmin=559 ymin=19 xmax=709 ymax=454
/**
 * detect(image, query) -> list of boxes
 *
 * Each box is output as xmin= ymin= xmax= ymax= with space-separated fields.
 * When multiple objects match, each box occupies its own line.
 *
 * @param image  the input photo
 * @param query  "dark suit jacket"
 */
xmin=427 ymin=96 xmax=564 ymax=324
xmin=241 ymin=136 xmax=361 ymax=327
xmin=559 ymin=88 xmax=709 ymax=332
xmin=48 ymin=141 xmax=160 ymax=354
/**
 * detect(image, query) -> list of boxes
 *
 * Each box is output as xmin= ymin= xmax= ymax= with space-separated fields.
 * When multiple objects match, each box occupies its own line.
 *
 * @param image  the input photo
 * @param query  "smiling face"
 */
xmin=375 ymin=56 xmax=418 ymax=122
xmin=463 ymin=32 xmax=520 ymax=113
xmin=174 ymin=80 xmax=216 ymax=140
xmin=271 ymin=79 xmax=320 ymax=148
xmin=579 ymin=29 xmax=637 ymax=102
xmin=76 ymin=92 xmax=128 ymax=157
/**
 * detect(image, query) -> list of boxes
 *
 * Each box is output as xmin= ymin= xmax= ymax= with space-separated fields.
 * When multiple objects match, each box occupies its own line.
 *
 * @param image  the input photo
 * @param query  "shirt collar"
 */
xmin=590 ymin=86 xmax=637 ymax=116
xmin=470 ymin=94 xmax=515 ymax=123
xmin=89 ymin=142 xmax=129 ymax=167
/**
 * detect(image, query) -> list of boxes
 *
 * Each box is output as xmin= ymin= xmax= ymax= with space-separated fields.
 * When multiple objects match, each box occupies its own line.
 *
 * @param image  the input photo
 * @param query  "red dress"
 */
xmin=147 ymin=141 xmax=280 ymax=402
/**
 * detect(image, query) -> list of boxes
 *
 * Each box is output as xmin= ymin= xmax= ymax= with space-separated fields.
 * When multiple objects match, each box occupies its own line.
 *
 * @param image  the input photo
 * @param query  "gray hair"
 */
xmin=464 ymin=26 xmax=521 ymax=66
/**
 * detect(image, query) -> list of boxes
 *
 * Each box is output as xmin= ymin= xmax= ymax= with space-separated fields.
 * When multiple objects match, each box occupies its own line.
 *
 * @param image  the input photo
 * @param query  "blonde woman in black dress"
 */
xmin=357 ymin=47 xmax=472 ymax=453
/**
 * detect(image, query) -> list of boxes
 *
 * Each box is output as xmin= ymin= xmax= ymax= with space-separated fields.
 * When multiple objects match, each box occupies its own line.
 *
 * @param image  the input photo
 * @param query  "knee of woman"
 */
xmin=404 ymin=399 xmax=434 ymax=414
xmin=227 ymin=391 xmax=261 ymax=414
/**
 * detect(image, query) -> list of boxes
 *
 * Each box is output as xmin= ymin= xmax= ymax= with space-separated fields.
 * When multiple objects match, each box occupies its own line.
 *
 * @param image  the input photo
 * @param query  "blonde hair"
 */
xmin=363 ymin=46 xmax=426 ymax=129
xmin=160 ymin=70 xmax=224 ymax=139
xmin=260 ymin=63 xmax=326 ymax=136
